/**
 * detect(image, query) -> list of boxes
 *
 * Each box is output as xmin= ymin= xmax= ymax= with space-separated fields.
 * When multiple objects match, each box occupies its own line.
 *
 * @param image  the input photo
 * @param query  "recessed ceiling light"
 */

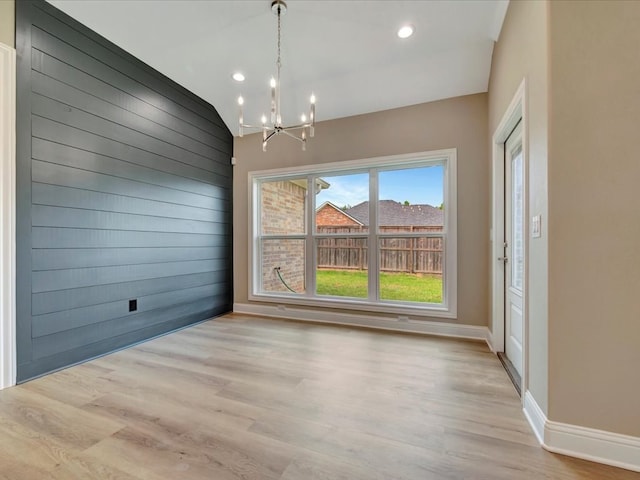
xmin=397 ymin=24 xmax=414 ymax=39
xmin=232 ymin=72 xmax=245 ymax=82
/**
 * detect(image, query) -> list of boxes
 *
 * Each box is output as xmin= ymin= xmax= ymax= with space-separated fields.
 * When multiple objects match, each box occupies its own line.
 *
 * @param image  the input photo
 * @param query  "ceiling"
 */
xmin=47 ymin=0 xmax=509 ymax=136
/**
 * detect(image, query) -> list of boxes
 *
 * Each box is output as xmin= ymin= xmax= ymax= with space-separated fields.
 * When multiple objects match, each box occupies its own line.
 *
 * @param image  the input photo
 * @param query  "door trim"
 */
xmin=490 ymin=79 xmax=528 ymax=398
xmin=505 ymin=122 xmax=524 ymax=378
xmin=0 ymin=42 xmax=16 ymax=390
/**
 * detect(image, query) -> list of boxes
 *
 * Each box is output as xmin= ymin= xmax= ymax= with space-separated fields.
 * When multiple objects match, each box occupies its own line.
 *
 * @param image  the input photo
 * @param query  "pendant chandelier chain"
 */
xmin=276 ymin=3 xmax=282 ymax=126
xmin=277 ymin=3 xmax=281 ymax=73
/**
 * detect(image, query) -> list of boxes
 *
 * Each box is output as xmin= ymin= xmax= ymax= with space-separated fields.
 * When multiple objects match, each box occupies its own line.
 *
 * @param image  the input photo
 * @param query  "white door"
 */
xmin=504 ymin=122 xmax=524 ymax=377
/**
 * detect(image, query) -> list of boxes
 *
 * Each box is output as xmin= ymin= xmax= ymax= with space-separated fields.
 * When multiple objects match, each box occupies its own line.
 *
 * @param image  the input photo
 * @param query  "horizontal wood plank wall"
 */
xmin=15 ymin=0 xmax=233 ymax=381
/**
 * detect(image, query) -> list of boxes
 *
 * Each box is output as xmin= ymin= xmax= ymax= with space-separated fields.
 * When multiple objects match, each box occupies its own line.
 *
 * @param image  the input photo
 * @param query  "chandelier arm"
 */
xmin=280 ymin=123 xmax=312 ymax=131
xmin=241 ymin=122 xmax=312 ymax=132
xmin=264 ymin=130 xmax=279 ymax=142
xmin=280 ymin=130 xmax=305 ymax=142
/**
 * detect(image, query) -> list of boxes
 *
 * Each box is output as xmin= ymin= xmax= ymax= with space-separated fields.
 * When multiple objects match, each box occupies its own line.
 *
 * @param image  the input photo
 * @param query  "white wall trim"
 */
xmin=233 ymin=302 xmax=489 ymax=344
xmin=0 ymin=42 xmax=16 ymax=390
xmin=523 ymin=390 xmax=546 ymax=445
xmin=545 ymin=421 xmax=640 ymax=473
xmin=485 ymin=329 xmax=498 ymax=353
xmin=491 ymin=79 xmax=526 ymax=353
xmin=490 ymin=79 xmax=527 ymax=394
xmin=523 ymin=390 xmax=640 ymax=473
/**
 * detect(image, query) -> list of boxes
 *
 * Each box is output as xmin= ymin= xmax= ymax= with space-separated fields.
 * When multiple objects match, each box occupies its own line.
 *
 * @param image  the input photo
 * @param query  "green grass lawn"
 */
xmin=316 ymin=269 xmax=442 ymax=304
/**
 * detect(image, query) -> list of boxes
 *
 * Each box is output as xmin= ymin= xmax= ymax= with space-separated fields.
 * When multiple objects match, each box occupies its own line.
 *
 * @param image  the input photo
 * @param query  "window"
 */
xmin=249 ymin=150 xmax=457 ymax=318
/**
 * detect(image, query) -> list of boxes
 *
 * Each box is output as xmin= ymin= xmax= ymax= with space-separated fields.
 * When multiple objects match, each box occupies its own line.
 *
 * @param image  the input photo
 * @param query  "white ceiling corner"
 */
xmin=47 ymin=0 xmax=510 ymax=136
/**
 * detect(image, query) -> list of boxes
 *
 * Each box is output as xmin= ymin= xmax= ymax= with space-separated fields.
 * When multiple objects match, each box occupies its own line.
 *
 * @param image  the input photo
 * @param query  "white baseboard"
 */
xmin=523 ymin=390 xmax=546 ymax=445
xmin=233 ymin=302 xmax=490 ymax=343
xmin=523 ymin=390 xmax=640 ymax=473
xmin=545 ymin=421 xmax=640 ymax=473
xmin=486 ymin=329 xmax=497 ymax=353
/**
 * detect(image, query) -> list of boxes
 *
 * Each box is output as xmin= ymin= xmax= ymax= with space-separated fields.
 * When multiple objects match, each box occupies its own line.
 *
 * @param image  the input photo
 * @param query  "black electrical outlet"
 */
xmin=129 ymin=299 xmax=137 ymax=312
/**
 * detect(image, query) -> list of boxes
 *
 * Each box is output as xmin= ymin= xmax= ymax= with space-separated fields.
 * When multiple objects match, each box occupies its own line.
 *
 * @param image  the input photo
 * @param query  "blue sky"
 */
xmin=316 ymin=165 xmax=444 ymax=208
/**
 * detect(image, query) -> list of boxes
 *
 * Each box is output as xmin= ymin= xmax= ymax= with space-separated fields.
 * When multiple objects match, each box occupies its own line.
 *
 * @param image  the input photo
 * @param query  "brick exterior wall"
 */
xmin=260 ymin=180 xmax=306 ymax=293
xmin=261 ymin=180 xmax=305 ymax=234
xmin=261 ymin=239 xmax=305 ymax=294
xmin=316 ymin=203 xmax=361 ymax=227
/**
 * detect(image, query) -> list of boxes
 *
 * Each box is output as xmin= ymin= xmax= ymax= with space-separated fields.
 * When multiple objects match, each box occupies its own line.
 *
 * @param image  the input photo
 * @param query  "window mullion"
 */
xmin=368 ymin=169 xmax=379 ymax=302
xmin=306 ymin=174 xmax=316 ymax=298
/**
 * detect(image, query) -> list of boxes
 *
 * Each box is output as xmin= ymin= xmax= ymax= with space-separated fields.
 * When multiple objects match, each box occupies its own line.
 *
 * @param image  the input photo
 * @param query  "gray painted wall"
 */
xmin=16 ymin=0 xmax=233 ymax=381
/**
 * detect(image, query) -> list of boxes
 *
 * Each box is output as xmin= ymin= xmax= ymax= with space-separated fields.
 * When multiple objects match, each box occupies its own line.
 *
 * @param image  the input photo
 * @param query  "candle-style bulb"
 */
xmin=309 ymin=94 xmax=316 ymax=137
xmin=238 ymin=96 xmax=244 ymax=106
xmin=301 ymin=114 xmax=307 ymax=123
xmin=261 ymin=114 xmax=267 ymax=125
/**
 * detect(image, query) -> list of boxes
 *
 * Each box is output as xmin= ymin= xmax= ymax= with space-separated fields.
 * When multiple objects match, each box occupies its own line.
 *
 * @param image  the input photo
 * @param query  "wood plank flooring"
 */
xmin=0 ymin=314 xmax=637 ymax=479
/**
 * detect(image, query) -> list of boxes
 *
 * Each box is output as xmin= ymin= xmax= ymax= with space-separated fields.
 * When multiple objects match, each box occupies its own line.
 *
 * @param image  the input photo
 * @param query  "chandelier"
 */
xmin=237 ymin=0 xmax=316 ymax=151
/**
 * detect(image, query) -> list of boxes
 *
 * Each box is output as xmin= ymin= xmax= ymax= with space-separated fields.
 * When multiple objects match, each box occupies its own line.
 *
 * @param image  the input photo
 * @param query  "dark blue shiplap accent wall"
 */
xmin=16 ymin=1 xmax=233 ymax=381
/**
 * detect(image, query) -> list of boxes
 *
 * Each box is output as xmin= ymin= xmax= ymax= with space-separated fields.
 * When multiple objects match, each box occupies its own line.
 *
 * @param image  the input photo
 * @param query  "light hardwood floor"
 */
xmin=0 ymin=314 xmax=637 ymax=479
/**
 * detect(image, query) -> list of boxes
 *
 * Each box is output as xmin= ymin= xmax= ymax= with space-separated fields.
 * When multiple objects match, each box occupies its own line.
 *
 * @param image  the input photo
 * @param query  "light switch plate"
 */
xmin=532 ymin=215 xmax=542 ymax=238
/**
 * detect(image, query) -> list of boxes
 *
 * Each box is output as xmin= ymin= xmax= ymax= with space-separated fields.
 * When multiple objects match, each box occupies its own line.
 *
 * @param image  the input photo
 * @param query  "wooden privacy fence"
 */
xmin=316 ymin=226 xmax=443 ymax=275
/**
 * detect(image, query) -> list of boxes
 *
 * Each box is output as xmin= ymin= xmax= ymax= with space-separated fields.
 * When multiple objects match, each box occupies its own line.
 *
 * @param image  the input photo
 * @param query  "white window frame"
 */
xmin=0 ymin=42 xmax=16 ymax=390
xmin=248 ymin=149 xmax=457 ymax=318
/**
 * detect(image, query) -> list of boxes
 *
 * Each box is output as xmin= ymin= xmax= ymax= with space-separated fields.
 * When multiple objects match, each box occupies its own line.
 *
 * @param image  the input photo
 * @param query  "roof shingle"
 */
xmin=345 ymin=200 xmax=443 ymax=226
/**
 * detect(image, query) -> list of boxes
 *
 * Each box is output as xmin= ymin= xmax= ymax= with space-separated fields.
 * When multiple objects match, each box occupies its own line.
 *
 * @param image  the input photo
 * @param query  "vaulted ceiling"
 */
xmin=48 ymin=0 xmax=509 ymax=135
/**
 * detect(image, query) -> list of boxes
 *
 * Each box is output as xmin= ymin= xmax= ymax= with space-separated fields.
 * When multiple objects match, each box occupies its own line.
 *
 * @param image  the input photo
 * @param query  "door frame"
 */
xmin=0 ymin=42 xmax=16 ymax=390
xmin=491 ymin=79 xmax=528 ymax=397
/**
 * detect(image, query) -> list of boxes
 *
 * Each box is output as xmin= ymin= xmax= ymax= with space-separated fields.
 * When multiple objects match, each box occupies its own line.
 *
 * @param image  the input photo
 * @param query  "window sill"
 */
xmin=248 ymin=292 xmax=457 ymax=319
